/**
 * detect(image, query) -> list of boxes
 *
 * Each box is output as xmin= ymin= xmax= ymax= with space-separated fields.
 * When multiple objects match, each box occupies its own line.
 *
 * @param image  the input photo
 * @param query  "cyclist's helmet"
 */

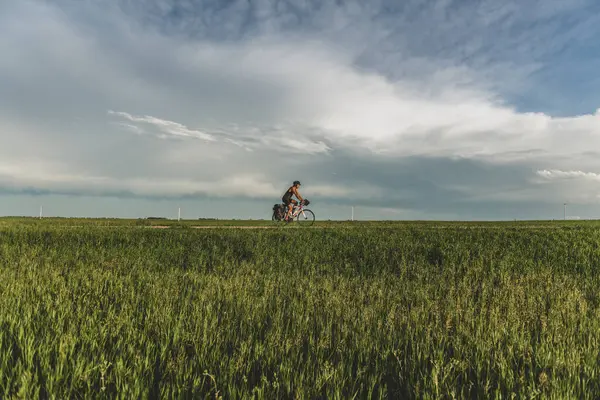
xmin=293 ymin=180 xmax=301 ymax=186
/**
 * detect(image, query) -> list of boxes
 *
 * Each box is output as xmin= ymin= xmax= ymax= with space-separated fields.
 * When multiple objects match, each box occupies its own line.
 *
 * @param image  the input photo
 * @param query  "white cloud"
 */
xmin=108 ymin=110 xmax=331 ymax=154
xmin=537 ymin=169 xmax=600 ymax=181
xmin=107 ymin=110 xmax=215 ymax=141
xmin=0 ymin=156 xmax=379 ymax=201
xmin=531 ymin=169 xmax=600 ymax=205
xmin=0 ymin=161 xmax=279 ymax=198
xmin=99 ymin=34 xmax=600 ymax=167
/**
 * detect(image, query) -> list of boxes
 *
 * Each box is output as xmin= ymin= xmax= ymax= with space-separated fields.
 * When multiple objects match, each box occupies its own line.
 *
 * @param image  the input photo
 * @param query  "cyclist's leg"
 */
xmin=280 ymin=196 xmax=286 ymax=215
xmin=282 ymin=196 xmax=292 ymax=220
xmin=288 ymin=199 xmax=297 ymax=220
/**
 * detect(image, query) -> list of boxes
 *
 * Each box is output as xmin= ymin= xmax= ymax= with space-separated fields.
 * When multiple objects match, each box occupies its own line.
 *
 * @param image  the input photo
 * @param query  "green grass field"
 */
xmin=2 ymin=218 xmax=600 ymax=398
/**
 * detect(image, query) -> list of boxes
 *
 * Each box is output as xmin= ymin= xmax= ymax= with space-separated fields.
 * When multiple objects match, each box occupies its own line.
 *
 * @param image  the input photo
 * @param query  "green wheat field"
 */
xmin=2 ymin=217 xmax=600 ymax=399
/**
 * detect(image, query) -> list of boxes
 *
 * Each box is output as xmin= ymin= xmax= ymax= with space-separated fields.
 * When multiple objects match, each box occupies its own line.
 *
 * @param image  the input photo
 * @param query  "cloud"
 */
xmin=108 ymin=110 xmax=331 ymax=154
xmin=532 ymin=169 xmax=600 ymax=204
xmin=107 ymin=110 xmax=215 ymax=141
xmin=0 ymin=161 xmax=278 ymax=199
xmin=537 ymin=169 xmax=600 ymax=181
xmin=1 ymin=0 xmax=600 ymax=219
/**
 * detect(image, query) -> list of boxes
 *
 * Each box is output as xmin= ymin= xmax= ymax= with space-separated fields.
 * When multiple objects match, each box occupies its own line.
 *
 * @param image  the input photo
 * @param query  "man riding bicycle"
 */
xmin=282 ymin=180 xmax=303 ymax=221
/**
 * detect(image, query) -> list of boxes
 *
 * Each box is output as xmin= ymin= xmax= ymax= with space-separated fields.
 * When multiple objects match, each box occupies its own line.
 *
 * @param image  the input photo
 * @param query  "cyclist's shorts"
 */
xmin=282 ymin=194 xmax=293 ymax=204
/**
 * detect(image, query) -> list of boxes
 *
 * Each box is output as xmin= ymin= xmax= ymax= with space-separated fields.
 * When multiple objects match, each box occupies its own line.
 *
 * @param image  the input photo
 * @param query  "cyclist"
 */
xmin=282 ymin=180 xmax=303 ymax=221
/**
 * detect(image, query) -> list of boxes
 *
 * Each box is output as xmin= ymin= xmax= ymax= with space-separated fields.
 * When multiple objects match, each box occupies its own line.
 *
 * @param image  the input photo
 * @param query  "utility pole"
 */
xmin=564 ymin=202 xmax=567 ymax=220
xmin=178 ymin=206 xmax=181 ymax=221
xmin=351 ymin=206 xmax=354 ymax=221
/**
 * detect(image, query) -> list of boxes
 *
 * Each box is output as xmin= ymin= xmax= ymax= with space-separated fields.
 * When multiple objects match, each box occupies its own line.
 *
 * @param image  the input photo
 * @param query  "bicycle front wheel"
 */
xmin=296 ymin=209 xmax=315 ymax=226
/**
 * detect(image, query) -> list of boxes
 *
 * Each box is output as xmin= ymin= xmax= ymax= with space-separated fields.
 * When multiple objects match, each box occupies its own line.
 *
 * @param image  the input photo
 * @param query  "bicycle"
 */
xmin=271 ymin=199 xmax=315 ymax=226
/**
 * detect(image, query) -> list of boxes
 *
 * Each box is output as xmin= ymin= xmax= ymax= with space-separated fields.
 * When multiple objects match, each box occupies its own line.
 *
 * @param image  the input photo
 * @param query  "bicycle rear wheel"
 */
xmin=296 ymin=209 xmax=315 ymax=226
xmin=272 ymin=211 xmax=286 ymax=225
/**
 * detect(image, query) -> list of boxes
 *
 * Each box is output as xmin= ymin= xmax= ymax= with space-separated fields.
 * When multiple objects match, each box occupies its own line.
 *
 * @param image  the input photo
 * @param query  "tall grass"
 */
xmin=1 ymin=223 xmax=600 ymax=398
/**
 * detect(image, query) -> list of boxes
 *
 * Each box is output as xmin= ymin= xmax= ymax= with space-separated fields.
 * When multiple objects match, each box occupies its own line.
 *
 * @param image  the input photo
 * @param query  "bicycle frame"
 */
xmin=282 ymin=202 xmax=306 ymax=220
xmin=291 ymin=203 xmax=305 ymax=218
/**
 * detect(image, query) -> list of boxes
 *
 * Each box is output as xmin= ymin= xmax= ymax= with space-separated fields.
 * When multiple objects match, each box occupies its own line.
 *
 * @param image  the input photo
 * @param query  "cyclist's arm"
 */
xmin=294 ymin=188 xmax=303 ymax=201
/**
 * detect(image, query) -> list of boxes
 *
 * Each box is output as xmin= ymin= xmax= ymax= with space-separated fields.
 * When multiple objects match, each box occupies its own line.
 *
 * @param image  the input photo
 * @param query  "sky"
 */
xmin=2 ymin=0 xmax=600 ymax=220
